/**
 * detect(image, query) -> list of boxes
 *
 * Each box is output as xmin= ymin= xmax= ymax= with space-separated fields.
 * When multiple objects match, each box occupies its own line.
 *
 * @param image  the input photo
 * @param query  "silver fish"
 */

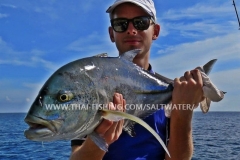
xmin=24 ymin=49 xmax=224 ymax=157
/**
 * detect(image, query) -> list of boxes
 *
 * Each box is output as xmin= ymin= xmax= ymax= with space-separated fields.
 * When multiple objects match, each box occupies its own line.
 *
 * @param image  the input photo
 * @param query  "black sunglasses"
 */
xmin=110 ymin=16 xmax=155 ymax=33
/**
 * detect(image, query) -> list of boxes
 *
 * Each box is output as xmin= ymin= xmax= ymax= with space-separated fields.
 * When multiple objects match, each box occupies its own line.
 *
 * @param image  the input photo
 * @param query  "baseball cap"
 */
xmin=106 ymin=0 xmax=157 ymax=21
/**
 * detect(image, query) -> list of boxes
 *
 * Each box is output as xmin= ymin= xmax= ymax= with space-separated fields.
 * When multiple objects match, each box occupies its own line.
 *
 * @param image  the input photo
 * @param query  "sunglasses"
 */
xmin=110 ymin=16 xmax=155 ymax=33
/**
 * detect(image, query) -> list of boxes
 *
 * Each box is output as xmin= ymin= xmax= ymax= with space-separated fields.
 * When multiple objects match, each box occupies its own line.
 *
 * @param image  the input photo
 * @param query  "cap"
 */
xmin=106 ymin=0 xmax=157 ymax=21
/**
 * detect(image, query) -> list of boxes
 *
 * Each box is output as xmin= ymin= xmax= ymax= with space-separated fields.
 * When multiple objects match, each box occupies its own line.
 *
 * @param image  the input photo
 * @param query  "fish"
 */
xmin=24 ymin=49 xmax=224 ymax=157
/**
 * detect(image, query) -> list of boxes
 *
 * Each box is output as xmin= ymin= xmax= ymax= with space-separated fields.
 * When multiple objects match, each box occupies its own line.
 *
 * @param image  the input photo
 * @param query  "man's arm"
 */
xmin=70 ymin=93 xmax=126 ymax=160
xmin=165 ymin=69 xmax=203 ymax=160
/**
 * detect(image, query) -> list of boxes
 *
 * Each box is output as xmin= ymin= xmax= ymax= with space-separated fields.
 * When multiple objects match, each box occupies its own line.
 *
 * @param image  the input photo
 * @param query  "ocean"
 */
xmin=0 ymin=112 xmax=239 ymax=160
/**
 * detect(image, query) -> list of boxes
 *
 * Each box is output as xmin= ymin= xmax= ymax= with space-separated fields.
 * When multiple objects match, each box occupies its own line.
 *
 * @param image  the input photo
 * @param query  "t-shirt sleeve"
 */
xmin=71 ymin=139 xmax=85 ymax=146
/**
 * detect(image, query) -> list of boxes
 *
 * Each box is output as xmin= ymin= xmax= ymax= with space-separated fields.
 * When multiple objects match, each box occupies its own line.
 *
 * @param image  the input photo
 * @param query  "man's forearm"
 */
xmin=165 ymin=110 xmax=193 ymax=160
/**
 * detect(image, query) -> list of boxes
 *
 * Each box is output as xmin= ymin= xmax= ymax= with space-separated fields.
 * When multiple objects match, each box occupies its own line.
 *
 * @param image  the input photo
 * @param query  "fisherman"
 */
xmin=70 ymin=0 xmax=204 ymax=159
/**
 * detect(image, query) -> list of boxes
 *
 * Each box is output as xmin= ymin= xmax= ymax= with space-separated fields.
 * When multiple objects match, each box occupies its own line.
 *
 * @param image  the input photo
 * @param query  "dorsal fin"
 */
xmin=93 ymin=53 xmax=108 ymax=57
xmin=119 ymin=49 xmax=141 ymax=62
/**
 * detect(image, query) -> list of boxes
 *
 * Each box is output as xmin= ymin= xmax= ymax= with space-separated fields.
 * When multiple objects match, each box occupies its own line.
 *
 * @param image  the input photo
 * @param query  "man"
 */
xmin=70 ymin=0 xmax=203 ymax=159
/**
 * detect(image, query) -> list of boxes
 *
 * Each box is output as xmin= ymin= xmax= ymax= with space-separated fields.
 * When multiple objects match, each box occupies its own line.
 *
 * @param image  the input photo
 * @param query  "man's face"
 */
xmin=109 ymin=3 xmax=159 ymax=59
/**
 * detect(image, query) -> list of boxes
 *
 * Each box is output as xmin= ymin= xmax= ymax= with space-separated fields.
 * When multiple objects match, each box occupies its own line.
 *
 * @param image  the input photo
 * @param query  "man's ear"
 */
xmin=108 ymin=27 xmax=115 ymax=42
xmin=152 ymin=24 xmax=160 ymax=40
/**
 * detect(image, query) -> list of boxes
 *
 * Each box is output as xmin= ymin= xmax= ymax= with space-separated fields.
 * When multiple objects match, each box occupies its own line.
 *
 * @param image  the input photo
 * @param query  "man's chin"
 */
xmin=122 ymin=47 xmax=142 ymax=54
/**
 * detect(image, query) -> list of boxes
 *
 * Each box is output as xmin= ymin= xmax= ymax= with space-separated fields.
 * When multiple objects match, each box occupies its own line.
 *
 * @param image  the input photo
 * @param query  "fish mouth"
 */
xmin=24 ymin=114 xmax=63 ymax=141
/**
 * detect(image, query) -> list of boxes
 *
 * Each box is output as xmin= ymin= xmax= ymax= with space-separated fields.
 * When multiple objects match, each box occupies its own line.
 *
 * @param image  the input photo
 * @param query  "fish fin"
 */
xmin=119 ymin=49 xmax=141 ymax=62
xmin=196 ymin=59 xmax=225 ymax=114
xmin=123 ymin=121 xmax=136 ymax=137
xmin=88 ymin=131 xmax=108 ymax=152
xmin=101 ymin=109 xmax=170 ymax=157
xmin=93 ymin=53 xmax=108 ymax=57
xmin=200 ymin=98 xmax=211 ymax=113
xmin=203 ymin=59 xmax=217 ymax=75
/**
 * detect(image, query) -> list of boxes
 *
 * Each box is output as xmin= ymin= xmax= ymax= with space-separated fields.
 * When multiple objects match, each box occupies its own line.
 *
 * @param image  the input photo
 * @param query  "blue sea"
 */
xmin=0 ymin=112 xmax=240 ymax=160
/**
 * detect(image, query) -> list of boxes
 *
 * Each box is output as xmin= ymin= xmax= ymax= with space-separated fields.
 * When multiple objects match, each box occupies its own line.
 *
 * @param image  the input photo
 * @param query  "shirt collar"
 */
xmin=147 ymin=64 xmax=155 ymax=74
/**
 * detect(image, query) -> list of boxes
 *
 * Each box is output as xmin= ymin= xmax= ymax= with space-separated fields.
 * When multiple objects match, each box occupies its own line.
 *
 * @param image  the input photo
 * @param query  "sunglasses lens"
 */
xmin=133 ymin=17 xmax=150 ymax=30
xmin=111 ymin=19 xmax=128 ymax=32
xmin=111 ymin=17 xmax=152 ymax=32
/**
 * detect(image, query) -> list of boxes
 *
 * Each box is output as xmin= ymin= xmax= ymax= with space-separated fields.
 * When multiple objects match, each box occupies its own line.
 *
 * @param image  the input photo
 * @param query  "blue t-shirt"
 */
xmin=103 ymin=109 xmax=167 ymax=160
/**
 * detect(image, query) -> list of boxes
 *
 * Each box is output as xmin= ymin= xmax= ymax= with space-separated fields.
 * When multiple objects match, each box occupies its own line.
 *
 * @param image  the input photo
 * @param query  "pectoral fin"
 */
xmin=101 ymin=109 xmax=170 ymax=157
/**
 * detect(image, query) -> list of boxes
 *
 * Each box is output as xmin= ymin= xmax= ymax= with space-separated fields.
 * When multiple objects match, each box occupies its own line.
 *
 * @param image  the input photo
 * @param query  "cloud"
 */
xmin=0 ymin=13 xmax=8 ymax=18
xmin=0 ymin=4 xmax=16 ymax=19
xmin=31 ymin=56 xmax=56 ymax=70
xmin=0 ymin=37 xmax=56 ymax=70
xmin=151 ymin=31 xmax=240 ymax=111
xmin=1 ymin=0 xmax=104 ymax=21
xmin=23 ymin=82 xmax=42 ymax=90
xmin=1 ymin=4 xmax=17 ymax=9
xmin=0 ymin=56 xmax=56 ymax=70
xmin=199 ymin=67 xmax=240 ymax=111
xmin=0 ymin=82 xmax=38 ymax=112
xmin=211 ymin=68 xmax=240 ymax=93
xmin=151 ymin=33 xmax=240 ymax=78
xmin=67 ymin=32 xmax=117 ymax=56
xmin=0 ymin=81 xmax=45 ymax=113
xmin=5 ymin=96 xmax=11 ymax=102
xmin=158 ymin=2 xmax=237 ymax=37
xmin=161 ymin=2 xmax=233 ymax=20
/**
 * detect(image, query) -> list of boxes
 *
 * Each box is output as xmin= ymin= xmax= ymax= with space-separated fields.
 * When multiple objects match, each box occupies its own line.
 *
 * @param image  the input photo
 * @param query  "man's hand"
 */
xmin=70 ymin=93 xmax=126 ymax=160
xmin=95 ymin=93 xmax=126 ymax=145
xmin=172 ymin=69 xmax=204 ymax=111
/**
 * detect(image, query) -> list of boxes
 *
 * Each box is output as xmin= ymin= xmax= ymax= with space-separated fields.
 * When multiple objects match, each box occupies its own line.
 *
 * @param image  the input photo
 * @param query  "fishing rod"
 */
xmin=232 ymin=0 xmax=240 ymax=30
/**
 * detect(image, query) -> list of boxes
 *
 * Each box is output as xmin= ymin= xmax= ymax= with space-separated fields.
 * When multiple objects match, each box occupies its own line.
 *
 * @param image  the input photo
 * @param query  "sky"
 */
xmin=0 ymin=0 xmax=239 ymax=113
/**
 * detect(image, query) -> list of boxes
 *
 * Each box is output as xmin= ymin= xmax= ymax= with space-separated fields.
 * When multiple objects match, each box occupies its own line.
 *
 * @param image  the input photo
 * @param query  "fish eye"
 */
xmin=59 ymin=94 xmax=68 ymax=101
xmin=57 ymin=91 xmax=74 ymax=102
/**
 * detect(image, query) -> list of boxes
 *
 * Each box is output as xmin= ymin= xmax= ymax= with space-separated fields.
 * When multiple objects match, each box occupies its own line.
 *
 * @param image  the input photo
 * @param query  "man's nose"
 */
xmin=126 ymin=22 xmax=137 ymax=35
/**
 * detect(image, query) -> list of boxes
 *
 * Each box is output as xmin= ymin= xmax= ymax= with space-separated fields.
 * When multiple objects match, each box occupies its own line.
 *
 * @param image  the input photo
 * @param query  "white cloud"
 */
xmin=0 ymin=88 xmax=35 ymax=112
xmin=1 ymin=4 xmax=17 ymax=8
xmin=31 ymin=56 xmax=56 ymax=70
xmin=23 ymin=82 xmax=42 ymax=90
xmin=160 ymin=2 xmax=233 ymax=21
xmin=150 ymin=32 xmax=240 ymax=111
xmin=5 ymin=96 xmax=11 ymax=102
xmin=0 ymin=13 xmax=8 ymax=18
xmin=200 ymin=68 xmax=240 ymax=111
xmin=158 ymin=2 xmax=237 ymax=37
xmin=0 ymin=80 xmax=45 ymax=112
xmin=0 ymin=0 xmax=105 ymax=21
xmin=0 ymin=56 xmax=56 ymax=70
xmin=0 ymin=37 xmax=56 ymax=70
xmin=152 ymin=33 xmax=240 ymax=78
xmin=67 ymin=32 xmax=117 ymax=56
